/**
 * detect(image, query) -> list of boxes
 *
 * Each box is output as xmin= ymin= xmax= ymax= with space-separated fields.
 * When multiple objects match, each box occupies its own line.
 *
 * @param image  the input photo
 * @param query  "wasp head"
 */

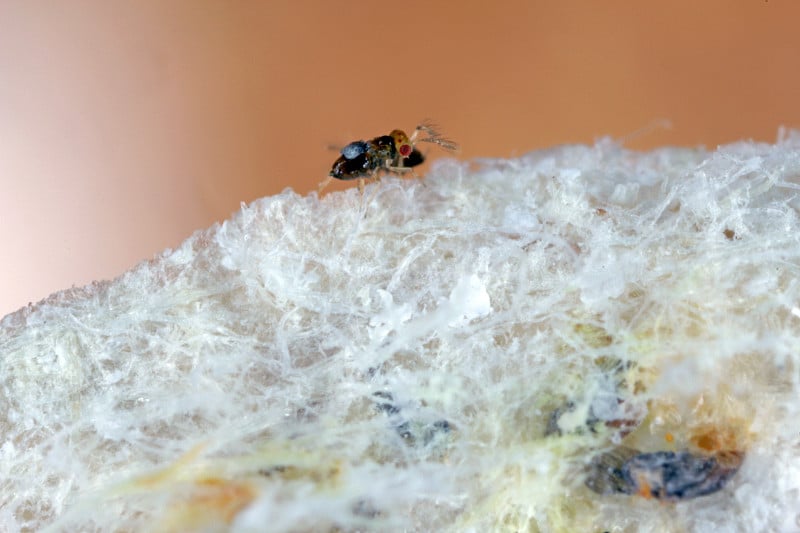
xmin=389 ymin=129 xmax=414 ymax=159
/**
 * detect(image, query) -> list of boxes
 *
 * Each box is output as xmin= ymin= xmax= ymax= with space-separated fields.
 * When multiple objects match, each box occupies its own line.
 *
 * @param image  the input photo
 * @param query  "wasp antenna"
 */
xmin=419 ymin=135 xmax=459 ymax=152
xmin=415 ymin=120 xmax=459 ymax=152
xmin=415 ymin=119 xmax=442 ymax=136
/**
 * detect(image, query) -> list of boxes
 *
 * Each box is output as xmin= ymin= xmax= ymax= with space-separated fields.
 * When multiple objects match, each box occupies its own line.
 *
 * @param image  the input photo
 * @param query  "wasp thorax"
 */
xmin=341 ymin=141 xmax=369 ymax=160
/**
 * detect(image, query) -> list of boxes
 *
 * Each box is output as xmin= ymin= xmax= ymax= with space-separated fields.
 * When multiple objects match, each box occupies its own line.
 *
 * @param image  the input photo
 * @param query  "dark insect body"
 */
xmin=585 ymin=446 xmax=743 ymax=500
xmin=372 ymin=391 xmax=453 ymax=449
xmin=320 ymin=122 xmax=457 ymax=195
xmin=621 ymin=450 xmax=741 ymax=500
xmin=329 ymin=135 xmax=407 ymax=182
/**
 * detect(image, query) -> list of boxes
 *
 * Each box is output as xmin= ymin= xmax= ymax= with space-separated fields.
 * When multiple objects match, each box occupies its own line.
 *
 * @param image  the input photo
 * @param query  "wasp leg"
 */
xmin=388 ymin=165 xmax=414 ymax=174
xmin=363 ymin=174 xmax=384 ymax=209
xmin=407 ymin=167 xmax=424 ymax=185
xmin=388 ymin=165 xmax=420 ymax=181
xmin=318 ymin=175 xmax=333 ymax=194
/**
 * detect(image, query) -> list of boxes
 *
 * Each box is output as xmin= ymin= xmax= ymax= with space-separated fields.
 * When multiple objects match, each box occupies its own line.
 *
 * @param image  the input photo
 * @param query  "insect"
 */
xmin=372 ymin=391 xmax=453 ymax=449
xmin=319 ymin=121 xmax=458 ymax=195
xmin=585 ymin=446 xmax=742 ymax=500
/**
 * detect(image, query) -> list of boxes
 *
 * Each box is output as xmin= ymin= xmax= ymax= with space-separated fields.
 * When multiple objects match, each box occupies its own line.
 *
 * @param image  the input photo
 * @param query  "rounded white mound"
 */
xmin=2 ymin=134 xmax=800 ymax=532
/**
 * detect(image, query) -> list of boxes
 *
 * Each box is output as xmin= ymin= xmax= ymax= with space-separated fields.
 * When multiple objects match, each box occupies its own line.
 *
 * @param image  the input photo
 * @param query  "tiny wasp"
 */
xmin=319 ymin=121 xmax=458 ymax=195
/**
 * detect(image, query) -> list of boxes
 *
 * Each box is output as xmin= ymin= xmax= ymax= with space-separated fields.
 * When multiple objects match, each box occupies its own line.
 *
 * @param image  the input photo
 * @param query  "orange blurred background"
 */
xmin=1 ymin=0 xmax=799 ymax=317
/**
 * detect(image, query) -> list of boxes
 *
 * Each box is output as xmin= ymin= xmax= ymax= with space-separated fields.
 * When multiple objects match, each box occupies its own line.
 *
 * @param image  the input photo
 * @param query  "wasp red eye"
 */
xmin=399 ymin=144 xmax=412 ymax=157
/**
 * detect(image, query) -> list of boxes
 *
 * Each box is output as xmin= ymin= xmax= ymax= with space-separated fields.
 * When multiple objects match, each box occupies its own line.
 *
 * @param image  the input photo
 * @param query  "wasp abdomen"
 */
xmin=329 ymin=135 xmax=398 ymax=181
xmin=329 ymin=154 xmax=372 ymax=180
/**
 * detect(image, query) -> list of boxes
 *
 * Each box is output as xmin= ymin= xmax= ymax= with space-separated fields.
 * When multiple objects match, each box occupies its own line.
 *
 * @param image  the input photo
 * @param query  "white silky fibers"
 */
xmin=3 ymin=133 xmax=800 ymax=531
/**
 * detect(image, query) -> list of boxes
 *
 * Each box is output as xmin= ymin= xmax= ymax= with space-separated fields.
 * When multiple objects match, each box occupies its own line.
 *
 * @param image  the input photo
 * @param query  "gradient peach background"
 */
xmin=1 ymin=0 xmax=799 ymax=317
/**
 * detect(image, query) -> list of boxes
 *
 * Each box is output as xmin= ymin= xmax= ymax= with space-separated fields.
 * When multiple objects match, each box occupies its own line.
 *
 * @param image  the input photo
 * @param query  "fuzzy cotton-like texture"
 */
xmin=3 ymin=134 xmax=800 ymax=531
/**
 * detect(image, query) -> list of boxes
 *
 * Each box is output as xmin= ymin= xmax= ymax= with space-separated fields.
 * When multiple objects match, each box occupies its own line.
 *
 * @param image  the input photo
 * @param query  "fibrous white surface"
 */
xmin=3 ymin=134 xmax=800 ymax=531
